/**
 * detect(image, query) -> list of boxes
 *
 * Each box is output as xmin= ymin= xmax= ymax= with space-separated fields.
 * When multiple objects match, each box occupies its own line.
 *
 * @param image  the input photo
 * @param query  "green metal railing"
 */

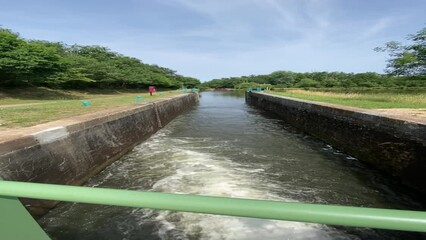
xmin=1 ymin=180 xmax=426 ymax=233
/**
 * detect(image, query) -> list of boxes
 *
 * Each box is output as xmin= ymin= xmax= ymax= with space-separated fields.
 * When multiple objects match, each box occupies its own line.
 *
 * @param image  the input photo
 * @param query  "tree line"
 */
xmin=202 ymin=27 xmax=426 ymax=90
xmin=0 ymin=28 xmax=200 ymax=89
xmin=201 ymin=71 xmax=425 ymax=90
xmin=1 ymin=26 xmax=425 ymax=90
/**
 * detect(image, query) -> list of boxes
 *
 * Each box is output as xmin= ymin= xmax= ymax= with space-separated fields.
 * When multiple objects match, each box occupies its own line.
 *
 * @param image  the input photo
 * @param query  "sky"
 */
xmin=0 ymin=0 xmax=425 ymax=81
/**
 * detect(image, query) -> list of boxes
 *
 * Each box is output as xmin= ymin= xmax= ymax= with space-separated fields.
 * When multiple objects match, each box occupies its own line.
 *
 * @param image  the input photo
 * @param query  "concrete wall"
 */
xmin=0 ymin=93 xmax=198 ymax=215
xmin=246 ymin=92 xmax=426 ymax=194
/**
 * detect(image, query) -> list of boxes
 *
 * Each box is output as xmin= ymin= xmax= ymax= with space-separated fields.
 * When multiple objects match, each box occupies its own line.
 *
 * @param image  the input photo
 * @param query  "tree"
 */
xmin=0 ymin=27 xmax=200 ymax=88
xmin=0 ymin=29 xmax=64 ymax=86
xmin=375 ymin=27 xmax=426 ymax=76
xmin=296 ymin=78 xmax=320 ymax=88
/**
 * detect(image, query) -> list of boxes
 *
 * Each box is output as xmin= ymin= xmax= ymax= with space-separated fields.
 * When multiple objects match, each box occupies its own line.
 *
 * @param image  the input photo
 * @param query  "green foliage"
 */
xmin=296 ymin=78 xmax=320 ymax=88
xmin=0 ymin=28 xmax=200 ymax=89
xmin=235 ymin=82 xmax=272 ymax=90
xmin=375 ymin=27 xmax=426 ymax=76
xmin=201 ymin=71 xmax=426 ymax=89
xmin=202 ymin=70 xmax=425 ymax=90
xmin=0 ymin=29 xmax=64 ymax=86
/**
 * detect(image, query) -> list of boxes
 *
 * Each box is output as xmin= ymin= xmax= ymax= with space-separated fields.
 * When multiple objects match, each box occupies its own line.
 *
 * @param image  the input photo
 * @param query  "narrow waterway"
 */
xmin=40 ymin=91 xmax=425 ymax=240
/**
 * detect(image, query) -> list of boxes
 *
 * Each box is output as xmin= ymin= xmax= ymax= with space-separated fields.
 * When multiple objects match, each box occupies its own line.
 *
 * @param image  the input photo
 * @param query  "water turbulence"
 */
xmin=40 ymin=92 xmax=425 ymax=240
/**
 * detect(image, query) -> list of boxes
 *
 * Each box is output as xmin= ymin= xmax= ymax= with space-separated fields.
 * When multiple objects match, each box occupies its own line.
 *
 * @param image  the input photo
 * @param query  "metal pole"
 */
xmin=1 ymin=181 xmax=425 ymax=232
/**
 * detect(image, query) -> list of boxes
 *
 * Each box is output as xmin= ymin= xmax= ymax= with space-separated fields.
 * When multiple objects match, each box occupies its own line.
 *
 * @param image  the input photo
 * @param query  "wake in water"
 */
xmin=101 ymin=129 xmax=349 ymax=240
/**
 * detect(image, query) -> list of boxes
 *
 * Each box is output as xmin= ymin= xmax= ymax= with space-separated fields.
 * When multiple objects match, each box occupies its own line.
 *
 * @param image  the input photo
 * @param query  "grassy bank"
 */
xmin=270 ymin=89 xmax=426 ymax=109
xmin=0 ymin=87 xmax=180 ymax=128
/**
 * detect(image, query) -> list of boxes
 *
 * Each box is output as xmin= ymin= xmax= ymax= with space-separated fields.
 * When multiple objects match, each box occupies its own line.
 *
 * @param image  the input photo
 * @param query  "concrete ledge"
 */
xmin=246 ymin=92 xmax=426 ymax=194
xmin=0 ymin=93 xmax=199 ymax=215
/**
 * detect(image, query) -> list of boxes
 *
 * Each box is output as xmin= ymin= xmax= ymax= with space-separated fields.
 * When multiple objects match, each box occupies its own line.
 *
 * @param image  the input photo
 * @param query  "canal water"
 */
xmin=40 ymin=91 xmax=425 ymax=240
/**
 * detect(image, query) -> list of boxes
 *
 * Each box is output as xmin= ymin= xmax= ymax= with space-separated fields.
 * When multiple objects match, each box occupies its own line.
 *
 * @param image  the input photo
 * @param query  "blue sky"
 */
xmin=1 ymin=0 xmax=425 ymax=81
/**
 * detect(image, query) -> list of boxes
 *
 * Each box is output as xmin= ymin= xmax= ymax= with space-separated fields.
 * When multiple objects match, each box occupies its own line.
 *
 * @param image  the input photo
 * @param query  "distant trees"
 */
xmin=202 ymin=27 xmax=426 ymax=90
xmin=201 ymin=71 xmax=425 ymax=89
xmin=0 ymin=28 xmax=200 ymax=89
xmin=296 ymin=78 xmax=320 ymax=88
xmin=375 ymin=27 xmax=426 ymax=76
xmin=2 ymin=26 xmax=425 ymax=90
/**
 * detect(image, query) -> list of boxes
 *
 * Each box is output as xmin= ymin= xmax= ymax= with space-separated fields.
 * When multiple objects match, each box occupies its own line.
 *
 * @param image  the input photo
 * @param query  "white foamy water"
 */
xmin=123 ymin=131 xmax=346 ymax=240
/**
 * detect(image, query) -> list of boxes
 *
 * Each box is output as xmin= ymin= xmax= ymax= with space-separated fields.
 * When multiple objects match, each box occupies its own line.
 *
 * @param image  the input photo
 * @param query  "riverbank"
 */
xmin=271 ymin=89 xmax=426 ymax=109
xmin=267 ymin=89 xmax=426 ymax=123
xmin=0 ymin=87 xmax=181 ymax=128
xmin=246 ymin=91 xmax=426 ymax=195
xmin=0 ymin=93 xmax=199 ymax=216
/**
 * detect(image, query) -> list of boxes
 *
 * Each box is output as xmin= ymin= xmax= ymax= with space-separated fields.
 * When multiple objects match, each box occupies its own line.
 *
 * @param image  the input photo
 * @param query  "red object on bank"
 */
xmin=149 ymin=86 xmax=156 ymax=96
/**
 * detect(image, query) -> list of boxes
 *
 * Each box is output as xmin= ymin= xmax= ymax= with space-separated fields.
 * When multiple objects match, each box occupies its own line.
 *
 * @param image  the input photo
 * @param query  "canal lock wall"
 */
xmin=246 ymin=91 xmax=426 ymax=195
xmin=0 ymin=93 xmax=199 ymax=216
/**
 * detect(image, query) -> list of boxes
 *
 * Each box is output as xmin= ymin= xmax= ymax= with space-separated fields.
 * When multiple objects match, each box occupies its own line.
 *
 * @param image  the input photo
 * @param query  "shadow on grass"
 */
xmin=0 ymin=87 xmax=150 ymax=100
xmin=0 ymin=87 xmax=82 ymax=100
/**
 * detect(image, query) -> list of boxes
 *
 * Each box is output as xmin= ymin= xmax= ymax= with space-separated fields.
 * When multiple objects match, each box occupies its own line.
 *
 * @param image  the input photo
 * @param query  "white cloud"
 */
xmin=100 ymin=0 xmax=391 ymax=81
xmin=3 ymin=0 xmax=420 ymax=80
xmin=361 ymin=17 xmax=392 ymax=40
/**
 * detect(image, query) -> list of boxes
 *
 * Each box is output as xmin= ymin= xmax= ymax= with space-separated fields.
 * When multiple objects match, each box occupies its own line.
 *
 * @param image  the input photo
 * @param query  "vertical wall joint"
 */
xmin=152 ymin=103 xmax=163 ymax=128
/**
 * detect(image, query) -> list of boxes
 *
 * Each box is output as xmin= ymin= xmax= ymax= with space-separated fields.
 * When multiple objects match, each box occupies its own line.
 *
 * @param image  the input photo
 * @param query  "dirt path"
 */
xmin=0 ymin=102 xmax=47 ymax=108
xmin=372 ymin=108 xmax=426 ymax=124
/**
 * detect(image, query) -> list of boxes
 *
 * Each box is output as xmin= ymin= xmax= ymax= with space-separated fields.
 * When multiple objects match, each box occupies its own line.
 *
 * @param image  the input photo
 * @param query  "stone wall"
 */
xmin=246 ymin=92 xmax=426 ymax=194
xmin=0 ymin=93 xmax=198 ymax=215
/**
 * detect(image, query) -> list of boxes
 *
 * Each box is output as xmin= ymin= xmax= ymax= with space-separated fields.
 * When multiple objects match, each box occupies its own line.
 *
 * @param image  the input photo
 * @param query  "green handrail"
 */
xmin=1 ymin=181 xmax=426 ymax=232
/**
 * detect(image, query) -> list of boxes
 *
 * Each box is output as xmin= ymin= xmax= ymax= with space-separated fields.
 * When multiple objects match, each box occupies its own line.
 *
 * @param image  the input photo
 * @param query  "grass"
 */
xmin=270 ymin=89 xmax=426 ymax=109
xmin=0 ymin=87 xmax=181 ymax=128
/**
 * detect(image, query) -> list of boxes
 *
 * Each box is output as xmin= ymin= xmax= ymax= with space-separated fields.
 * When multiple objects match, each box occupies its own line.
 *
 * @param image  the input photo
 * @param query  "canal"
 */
xmin=40 ymin=91 xmax=426 ymax=240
